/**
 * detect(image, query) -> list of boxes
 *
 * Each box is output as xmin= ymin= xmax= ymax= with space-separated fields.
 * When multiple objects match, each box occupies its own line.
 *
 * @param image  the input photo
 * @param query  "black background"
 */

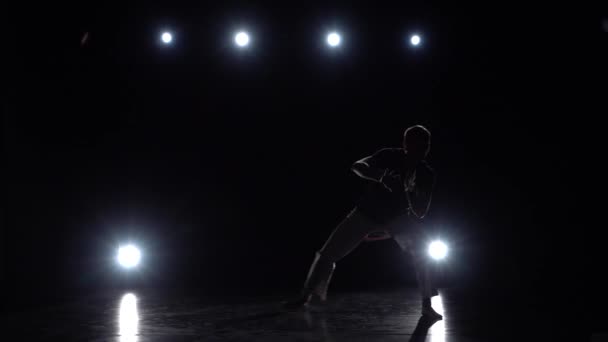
xmin=4 ymin=0 xmax=605 ymax=332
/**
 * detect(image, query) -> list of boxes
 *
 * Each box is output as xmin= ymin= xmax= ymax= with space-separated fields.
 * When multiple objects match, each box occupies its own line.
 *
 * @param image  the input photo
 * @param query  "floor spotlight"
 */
xmin=117 ymin=244 xmax=141 ymax=269
xmin=428 ymin=240 xmax=448 ymax=260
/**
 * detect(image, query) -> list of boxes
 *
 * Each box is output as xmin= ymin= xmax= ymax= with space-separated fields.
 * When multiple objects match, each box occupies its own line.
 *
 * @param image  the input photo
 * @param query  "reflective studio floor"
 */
xmin=4 ymin=288 xmax=589 ymax=341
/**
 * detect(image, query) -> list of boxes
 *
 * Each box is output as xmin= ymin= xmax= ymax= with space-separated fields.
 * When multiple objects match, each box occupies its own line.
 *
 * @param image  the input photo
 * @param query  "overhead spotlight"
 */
xmin=326 ymin=32 xmax=341 ymax=47
xmin=234 ymin=31 xmax=250 ymax=47
xmin=161 ymin=32 xmax=173 ymax=44
xmin=410 ymin=34 xmax=421 ymax=46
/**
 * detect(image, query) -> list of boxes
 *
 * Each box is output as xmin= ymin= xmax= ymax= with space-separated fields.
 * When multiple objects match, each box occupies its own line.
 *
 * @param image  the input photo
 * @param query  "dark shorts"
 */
xmin=355 ymin=204 xmax=410 ymax=225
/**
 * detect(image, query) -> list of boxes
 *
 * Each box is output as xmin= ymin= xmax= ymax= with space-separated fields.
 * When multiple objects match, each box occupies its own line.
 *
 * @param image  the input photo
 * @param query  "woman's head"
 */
xmin=403 ymin=125 xmax=431 ymax=160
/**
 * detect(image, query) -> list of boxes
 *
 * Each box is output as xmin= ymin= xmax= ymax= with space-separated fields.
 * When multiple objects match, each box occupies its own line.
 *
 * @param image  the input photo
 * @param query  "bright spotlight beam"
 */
xmin=326 ymin=32 xmax=341 ymax=47
xmin=234 ymin=31 xmax=250 ymax=47
xmin=410 ymin=34 xmax=421 ymax=46
xmin=117 ymin=245 xmax=141 ymax=269
xmin=428 ymin=240 xmax=448 ymax=260
xmin=161 ymin=32 xmax=173 ymax=44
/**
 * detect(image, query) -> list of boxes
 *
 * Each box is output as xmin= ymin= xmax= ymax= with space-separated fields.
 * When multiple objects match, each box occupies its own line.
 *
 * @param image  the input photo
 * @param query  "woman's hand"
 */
xmin=381 ymin=170 xmax=403 ymax=192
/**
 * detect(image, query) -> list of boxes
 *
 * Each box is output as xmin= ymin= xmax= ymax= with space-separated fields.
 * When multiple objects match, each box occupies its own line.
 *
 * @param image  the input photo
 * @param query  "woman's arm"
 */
xmin=407 ymin=169 xmax=435 ymax=219
xmin=351 ymin=158 xmax=387 ymax=183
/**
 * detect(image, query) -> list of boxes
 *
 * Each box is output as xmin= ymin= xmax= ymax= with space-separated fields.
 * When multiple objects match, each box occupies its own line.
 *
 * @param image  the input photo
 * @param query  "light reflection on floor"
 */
xmin=118 ymin=293 xmax=139 ymax=342
xmin=7 ymin=289 xmax=562 ymax=341
xmin=429 ymin=295 xmax=446 ymax=342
